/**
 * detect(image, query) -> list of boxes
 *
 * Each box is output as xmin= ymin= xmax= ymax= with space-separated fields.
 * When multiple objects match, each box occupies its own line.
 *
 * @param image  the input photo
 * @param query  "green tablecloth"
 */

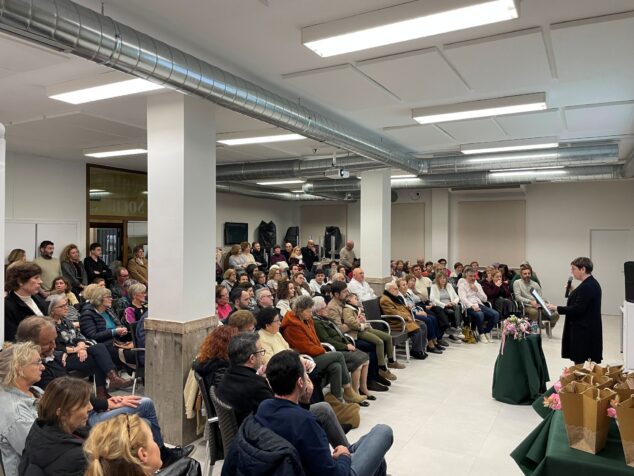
xmin=511 ymin=410 xmax=634 ymax=475
xmin=532 ymin=386 xmax=556 ymax=419
xmin=492 ymin=334 xmax=550 ymax=405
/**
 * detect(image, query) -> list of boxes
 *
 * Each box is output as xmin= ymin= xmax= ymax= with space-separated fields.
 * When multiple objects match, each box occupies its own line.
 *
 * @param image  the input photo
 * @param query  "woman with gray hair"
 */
xmin=47 ymin=293 xmax=130 ymax=397
xmin=281 ymin=295 xmax=366 ymax=404
xmin=0 ymin=342 xmax=44 ymax=476
xmin=123 ymin=282 xmax=148 ymax=325
xmin=79 ymin=286 xmax=135 ymax=369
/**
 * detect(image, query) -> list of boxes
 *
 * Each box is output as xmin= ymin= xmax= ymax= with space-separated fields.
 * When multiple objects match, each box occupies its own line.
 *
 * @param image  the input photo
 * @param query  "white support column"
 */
xmin=431 ymin=188 xmax=450 ymax=262
xmin=0 ymin=124 xmax=5 ymax=346
xmin=145 ymin=93 xmax=216 ymax=444
xmin=360 ymin=168 xmax=391 ymax=292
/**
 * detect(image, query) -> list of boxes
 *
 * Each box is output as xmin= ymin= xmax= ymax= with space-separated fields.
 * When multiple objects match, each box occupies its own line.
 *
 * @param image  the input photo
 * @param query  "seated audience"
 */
xmin=257 ymin=307 xmax=289 ymax=366
xmin=123 ymin=283 xmax=148 ymax=325
xmin=237 ymin=273 xmax=250 ymax=285
xmin=482 ymin=269 xmax=515 ymax=318
xmin=430 ymin=272 xmax=464 ymax=341
xmin=49 ymin=276 xmax=80 ymax=321
xmin=127 ymin=245 xmax=148 ymax=287
xmin=337 ymin=265 xmax=350 ymax=282
xmin=93 ymin=277 xmax=107 ymax=287
xmin=84 ymin=414 xmax=163 ymax=476
xmin=510 ymin=260 xmax=541 ymax=287
xmin=19 ymin=376 xmax=92 ymax=476
xmin=245 ymin=264 xmax=259 ymax=284
xmin=0 ymin=342 xmax=44 ymax=476
xmin=458 ymin=267 xmax=500 ymax=343
xmin=220 ymin=269 xmax=237 ymax=294
xmin=451 ymin=262 xmax=464 ymax=281
xmin=5 ymin=262 xmax=48 ymax=342
xmin=309 ymin=269 xmax=326 ymax=295
xmin=60 ymin=244 xmax=88 ymax=296
xmin=281 ymin=242 xmax=293 ymax=263
xmin=217 ymin=333 xmax=350 ymax=448
xmin=193 ymin=325 xmax=238 ymax=389
xmin=423 ymin=261 xmax=435 ymax=279
xmin=411 ymin=264 xmax=432 ymax=301
xmin=312 ymin=297 xmax=371 ymax=404
xmin=293 ymin=272 xmax=312 ymax=297
xmin=84 ymin=242 xmax=114 ymax=287
xmin=282 ymin=296 xmax=365 ymax=404
xmin=111 ymin=280 xmax=137 ymax=320
xmin=513 ymin=264 xmax=559 ymax=327
xmin=498 ymin=263 xmax=516 ymax=283
xmin=228 ymin=286 xmax=251 ymax=319
xmin=399 ymin=278 xmax=445 ymax=353
xmin=301 ymin=240 xmax=318 ymax=273
xmin=252 ymin=270 xmax=268 ymax=291
xmin=347 ymin=268 xmax=377 ymax=302
xmin=109 ymin=266 xmax=130 ymax=300
xmin=227 ymin=310 xmax=257 ymax=333
xmin=5 ymin=248 xmax=27 ymax=273
xmin=215 ymin=285 xmax=232 ymax=322
xmin=392 ymin=260 xmax=406 ymax=278
xmin=15 ymin=317 xmax=191 ymax=466
xmin=269 ymin=245 xmax=287 ymax=266
xmin=255 ymin=287 xmax=274 ymax=311
xmin=266 ymin=266 xmax=282 ymax=293
xmin=330 ymin=272 xmax=346 ymax=283
xmin=240 ymin=241 xmax=256 ymax=268
xmin=379 ymin=281 xmax=427 ymax=359
xmin=47 ymin=293 xmax=131 ymax=396
xmin=223 ymin=350 xmax=393 ymax=476
xmin=339 ymin=240 xmax=357 ymax=270
xmin=320 ymin=284 xmax=333 ymax=303
xmin=251 ymin=241 xmax=267 ymax=270
xmin=79 ymin=287 xmax=135 ymax=368
xmin=276 ymin=280 xmax=296 ymax=319
xmin=33 ymin=241 xmax=60 ymax=295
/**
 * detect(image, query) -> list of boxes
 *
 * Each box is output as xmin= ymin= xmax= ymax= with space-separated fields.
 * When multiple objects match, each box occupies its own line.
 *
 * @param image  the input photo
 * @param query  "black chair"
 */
xmin=209 ymin=387 xmax=239 ymax=455
xmin=362 ymin=297 xmax=410 ymax=362
xmin=128 ymin=321 xmax=145 ymax=395
xmin=193 ymin=371 xmax=222 ymax=476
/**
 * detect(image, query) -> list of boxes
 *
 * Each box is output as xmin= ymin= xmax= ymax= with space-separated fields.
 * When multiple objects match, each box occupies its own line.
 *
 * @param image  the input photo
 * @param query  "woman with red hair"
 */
xmin=192 ymin=325 xmax=238 ymax=390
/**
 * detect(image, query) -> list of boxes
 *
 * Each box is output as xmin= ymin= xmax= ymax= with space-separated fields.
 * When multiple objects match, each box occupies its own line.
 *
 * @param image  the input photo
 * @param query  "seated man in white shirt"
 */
xmin=309 ymin=269 xmax=326 ymax=295
xmin=347 ymin=268 xmax=377 ymax=303
xmin=512 ymin=264 xmax=559 ymax=327
xmin=411 ymin=265 xmax=432 ymax=300
xmin=458 ymin=267 xmax=499 ymax=343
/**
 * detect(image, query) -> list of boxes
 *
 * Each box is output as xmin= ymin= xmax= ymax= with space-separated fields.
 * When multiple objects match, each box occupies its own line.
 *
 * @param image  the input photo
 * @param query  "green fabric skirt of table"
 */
xmin=492 ymin=334 xmax=550 ymax=405
xmin=532 ymin=386 xmax=556 ymax=419
xmin=511 ymin=410 xmax=634 ymax=476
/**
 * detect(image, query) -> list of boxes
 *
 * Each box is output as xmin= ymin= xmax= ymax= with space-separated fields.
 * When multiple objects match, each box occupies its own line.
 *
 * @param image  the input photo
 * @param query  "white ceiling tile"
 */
xmin=443 ymin=29 xmax=552 ymax=93
xmin=356 ymin=49 xmax=469 ymax=103
xmin=437 ymin=118 xmax=507 ymax=143
xmin=564 ymin=103 xmax=634 ymax=135
xmin=283 ymin=64 xmax=398 ymax=110
xmin=214 ymin=106 xmax=273 ymax=133
xmin=551 ymin=13 xmax=634 ymax=82
xmin=495 ymin=110 xmax=564 ymax=138
xmin=0 ymin=36 xmax=70 ymax=73
xmin=383 ymin=125 xmax=456 ymax=152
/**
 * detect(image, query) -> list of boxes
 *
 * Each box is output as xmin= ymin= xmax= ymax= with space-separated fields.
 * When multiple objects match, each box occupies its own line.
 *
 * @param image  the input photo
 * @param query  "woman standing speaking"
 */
xmin=547 ymin=257 xmax=602 ymax=364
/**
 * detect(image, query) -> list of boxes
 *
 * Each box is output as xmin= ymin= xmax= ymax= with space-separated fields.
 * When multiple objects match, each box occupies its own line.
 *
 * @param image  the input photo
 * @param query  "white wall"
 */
xmin=5 ymin=152 xmax=86 ymax=258
xmin=216 ymin=192 xmax=299 ymax=250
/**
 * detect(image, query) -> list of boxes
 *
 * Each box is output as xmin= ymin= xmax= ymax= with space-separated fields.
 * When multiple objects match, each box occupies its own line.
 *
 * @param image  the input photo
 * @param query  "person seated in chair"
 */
xmin=309 ymin=269 xmax=327 ymax=295
xmin=346 ymin=268 xmax=377 ymax=303
xmin=255 ymin=287 xmax=275 ymax=311
xmin=301 ymin=239 xmax=318 ymax=274
xmin=458 ymin=267 xmax=500 ymax=343
xmin=482 ymin=269 xmax=515 ymax=319
xmin=513 ymin=264 xmax=559 ymax=328
xmin=222 ymin=350 xmax=393 ymax=476
xmin=399 ymin=278 xmax=445 ymax=353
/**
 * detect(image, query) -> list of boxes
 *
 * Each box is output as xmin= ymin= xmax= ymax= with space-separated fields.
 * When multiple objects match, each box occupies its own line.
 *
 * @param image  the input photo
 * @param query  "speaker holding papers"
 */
xmin=530 ymin=287 xmax=552 ymax=317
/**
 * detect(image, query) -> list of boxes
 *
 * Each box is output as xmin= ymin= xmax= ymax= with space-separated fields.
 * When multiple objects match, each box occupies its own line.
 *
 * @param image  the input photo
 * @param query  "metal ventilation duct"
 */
xmin=0 ymin=0 xmax=422 ymax=175
xmin=216 ymin=183 xmax=342 ymax=201
xmin=216 ymin=144 xmax=618 ymax=181
xmin=303 ymin=165 xmax=623 ymax=193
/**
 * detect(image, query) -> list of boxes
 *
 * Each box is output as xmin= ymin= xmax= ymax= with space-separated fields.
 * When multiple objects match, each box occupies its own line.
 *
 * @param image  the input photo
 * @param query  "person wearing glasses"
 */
xmin=256 ymin=307 xmax=290 ymax=366
xmin=266 ymin=266 xmax=283 ymax=293
xmin=79 ymin=286 xmax=135 ymax=369
xmin=255 ymin=287 xmax=275 ymax=311
xmin=47 ymin=293 xmax=130 ymax=398
xmin=0 ymin=342 xmax=45 ymax=476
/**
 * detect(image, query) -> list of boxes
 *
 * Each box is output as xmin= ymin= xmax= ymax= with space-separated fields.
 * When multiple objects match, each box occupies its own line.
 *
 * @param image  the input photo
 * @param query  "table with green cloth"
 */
xmin=511 ymin=410 xmax=634 ymax=475
xmin=492 ymin=333 xmax=550 ymax=405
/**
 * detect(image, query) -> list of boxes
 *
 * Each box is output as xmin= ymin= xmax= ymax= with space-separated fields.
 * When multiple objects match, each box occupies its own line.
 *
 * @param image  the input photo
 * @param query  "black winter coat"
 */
xmin=18 ymin=420 xmax=87 ymax=476
xmin=4 ymin=292 xmax=48 ymax=342
xmin=192 ymin=358 xmax=229 ymax=392
xmin=216 ymin=365 xmax=274 ymax=426
xmin=221 ymin=415 xmax=305 ymax=476
xmin=558 ymin=275 xmax=603 ymax=364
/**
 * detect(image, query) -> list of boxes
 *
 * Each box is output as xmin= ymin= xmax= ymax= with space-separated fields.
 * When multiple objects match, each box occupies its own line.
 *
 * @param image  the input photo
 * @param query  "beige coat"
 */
xmin=128 ymin=258 xmax=149 ymax=285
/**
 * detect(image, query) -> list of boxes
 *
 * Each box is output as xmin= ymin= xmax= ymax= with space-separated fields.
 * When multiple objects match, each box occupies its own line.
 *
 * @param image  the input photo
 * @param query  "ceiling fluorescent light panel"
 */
xmin=256 ymin=179 xmax=306 ymax=186
xmin=83 ymin=145 xmax=147 ymax=158
xmin=461 ymin=137 xmax=559 ymax=155
xmin=489 ymin=169 xmax=567 ymax=178
xmin=302 ymin=0 xmax=519 ymax=57
xmin=217 ymin=134 xmax=306 ymax=146
xmin=413 ymin=93 xmax=546 ymax=124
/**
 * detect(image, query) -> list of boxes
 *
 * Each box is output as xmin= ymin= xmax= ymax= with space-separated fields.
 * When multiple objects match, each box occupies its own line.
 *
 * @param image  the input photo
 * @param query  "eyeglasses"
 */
xmin=55 ymin=303 xmax=69 ymax=309
xmin=29 ymin=358 xmax=43 ymax=366
xmin=252 ymin=349 xmax=266 ymax=356
xmin=271 ymin=319 xmax=281 ymax=324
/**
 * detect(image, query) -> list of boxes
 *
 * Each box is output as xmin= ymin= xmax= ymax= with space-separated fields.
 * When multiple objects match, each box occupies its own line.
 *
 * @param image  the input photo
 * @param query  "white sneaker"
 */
xmin=486 ymin=332 xmax=494 ymax=343
xmin=456 ymin=332 xmax=466 ymax=339
xmin=479 ymin=334 xmax=489 ymax=343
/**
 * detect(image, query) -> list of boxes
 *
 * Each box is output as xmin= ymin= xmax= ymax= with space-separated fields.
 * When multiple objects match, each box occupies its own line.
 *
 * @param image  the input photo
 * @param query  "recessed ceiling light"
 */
xmin=302 ymin=0 xmax=519 ymax=57
xmin=489 ymin=169 xmax=567 ymax=178
xmin=48 ymin=71 xmax=162 ymax=104
xmin=256 ymin=179 xmax=306 ymax=186
xmin=489 ymin=166 xmax=564 ymax=173
xmin=413 ymin=93 xmax=546 ymax=124
xmin=217 ymin=134 xmax=306 ymax=146
xmin=467 ymin=151 xmax=558 ymax=164
xmin=461 ymin=137 xmax=559 ymax=155
xmin=391 ymin=174 xmax=417 ymax=179
xmin=84 ymin=146 xmax=147 ymax=158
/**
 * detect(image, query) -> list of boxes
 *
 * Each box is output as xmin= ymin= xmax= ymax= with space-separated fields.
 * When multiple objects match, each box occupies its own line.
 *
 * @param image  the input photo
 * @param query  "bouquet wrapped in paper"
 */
xmin=559 ymin=381 xmax=616 ymax=454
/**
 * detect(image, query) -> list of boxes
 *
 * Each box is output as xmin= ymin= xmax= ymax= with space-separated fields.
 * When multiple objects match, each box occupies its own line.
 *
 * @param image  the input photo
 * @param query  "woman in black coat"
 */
xmin=4 ymin=263 xmax=48 ymax=342
xmin=548 ymin=257 xmax=602 ymax=364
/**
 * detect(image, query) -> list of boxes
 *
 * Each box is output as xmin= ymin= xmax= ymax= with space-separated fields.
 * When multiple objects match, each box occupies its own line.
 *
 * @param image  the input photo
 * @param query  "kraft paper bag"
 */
xmin=617 ymin=396 xmax=634 ymax=467
xmin=560 ymin=382 xmax=615 ymax=454
xmin=614 ymin=381 xmax=634 ymax=403
xmin=579 ymin=374 xmax=615 ymax=390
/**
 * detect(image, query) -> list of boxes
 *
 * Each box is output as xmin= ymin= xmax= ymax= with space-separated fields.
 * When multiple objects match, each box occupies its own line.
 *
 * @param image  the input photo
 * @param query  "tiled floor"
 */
xmin=193 ymin=314 xmax=623 ymax=476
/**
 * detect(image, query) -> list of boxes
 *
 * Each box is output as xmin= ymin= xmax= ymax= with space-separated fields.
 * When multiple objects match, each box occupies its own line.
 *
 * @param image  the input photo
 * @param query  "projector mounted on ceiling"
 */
xmin=324 ymin=168 xmax=350 ymax=179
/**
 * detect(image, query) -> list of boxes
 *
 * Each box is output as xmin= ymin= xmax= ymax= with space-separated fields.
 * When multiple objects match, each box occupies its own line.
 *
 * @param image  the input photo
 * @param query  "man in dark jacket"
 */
xmin=15 ymin=316 xmax=193 ymax=467
xmin=84 ymin=242 xmax=114 ymax=286
xmin=301 ymin=240 xmax=318 ymax=274
xmin=548 ymin=257 xmax=603 ymax=364
xmin=217 ymin=333 xmax=350 ymax=448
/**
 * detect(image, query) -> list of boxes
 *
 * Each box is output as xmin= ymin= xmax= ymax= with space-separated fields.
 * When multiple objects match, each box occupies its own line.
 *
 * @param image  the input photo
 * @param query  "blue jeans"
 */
xmin=467 ymin=306 xmax=500 ymax=334
xmin=414 ymin=314 xmax=440 ymax=340
xmin=87 ymin=397 xmax=164 ymax=446
xmin=349 ymin=424 xmax=393 ymax=476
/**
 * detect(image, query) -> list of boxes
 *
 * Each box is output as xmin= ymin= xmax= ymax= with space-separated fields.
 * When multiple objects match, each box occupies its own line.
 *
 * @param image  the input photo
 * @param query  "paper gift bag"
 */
xmin=560 ymin=382 xmax=614 ymax=454
xmin=615 ymin=377 xmax=634 ymax=404
xmin=580 ymin=374 xmax=615 ymax=390
xmin=617 ymin=396 xmax=634 ymax=467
